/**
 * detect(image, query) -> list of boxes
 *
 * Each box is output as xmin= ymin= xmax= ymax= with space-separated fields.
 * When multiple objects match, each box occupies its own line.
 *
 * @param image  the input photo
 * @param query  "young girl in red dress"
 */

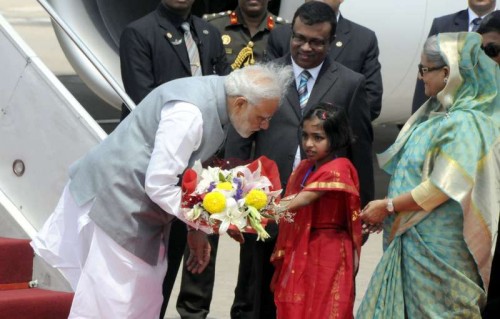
xmin=271 ymin=103 xmax=362 ymax=319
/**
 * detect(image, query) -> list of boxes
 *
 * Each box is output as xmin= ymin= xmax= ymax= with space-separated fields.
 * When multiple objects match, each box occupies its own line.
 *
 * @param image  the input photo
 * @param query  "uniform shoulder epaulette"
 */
xmin=265 ymin=15 xmax=288 ymax=30
xmin=274 ymin=16 xmax=288 ymax=24
xmin=203 ymin=10 xmax=232 ymax=22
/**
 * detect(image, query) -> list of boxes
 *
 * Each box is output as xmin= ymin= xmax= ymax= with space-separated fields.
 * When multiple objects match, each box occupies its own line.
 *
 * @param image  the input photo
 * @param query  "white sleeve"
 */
xmin=145 ymin=102 xmax=203 ymax=220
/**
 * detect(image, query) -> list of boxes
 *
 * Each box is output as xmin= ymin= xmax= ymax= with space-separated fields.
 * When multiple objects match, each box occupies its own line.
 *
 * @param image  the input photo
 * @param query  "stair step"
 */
xmin=0 ymin=288 xmax=73 ymax=318
xmin=0 ymin=237 xmax=33 ymax=284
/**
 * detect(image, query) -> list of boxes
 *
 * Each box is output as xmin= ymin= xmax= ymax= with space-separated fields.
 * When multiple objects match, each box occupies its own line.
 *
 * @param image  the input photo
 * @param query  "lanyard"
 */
xmin=300 ymin=166 xmax=315 ymax=189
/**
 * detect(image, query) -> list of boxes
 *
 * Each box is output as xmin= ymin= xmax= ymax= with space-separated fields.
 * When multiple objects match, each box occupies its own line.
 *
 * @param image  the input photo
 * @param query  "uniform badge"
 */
xmin=165 ymin=32 xmax=182 ymax=45
xmin=230 ymin=11 xmax=238 ymax=25
xmin=267 ymin=16 xmax=275 ymax=30
xmin=222 ymin=34 xmax=231 ymax=45
xmin=336 ymin=41 xmax=343 ymax=47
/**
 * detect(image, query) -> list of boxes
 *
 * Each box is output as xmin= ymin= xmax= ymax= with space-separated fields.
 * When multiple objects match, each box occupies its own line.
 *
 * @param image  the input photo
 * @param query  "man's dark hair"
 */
xmin=291 ymin=1 xmax=337 ymax=41
xmin=477 ymin=11 xmax=500 ymax=34
xmin=477 ymin=11 xmax=500 ymax=59
xmin=301 ymin=102 xmax=354 ymax=153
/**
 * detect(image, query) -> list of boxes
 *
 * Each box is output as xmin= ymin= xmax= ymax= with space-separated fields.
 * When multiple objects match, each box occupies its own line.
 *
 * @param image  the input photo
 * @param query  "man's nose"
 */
xmin=260 ymin=120 xmax=270 ymax=130
xmin=300 ymin=41 xmax=312 ymax=51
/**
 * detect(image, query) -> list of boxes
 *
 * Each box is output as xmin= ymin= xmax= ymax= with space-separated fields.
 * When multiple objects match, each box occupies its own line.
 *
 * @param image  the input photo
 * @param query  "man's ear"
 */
xmin=234 ymin=96 xmax=248 ymax=109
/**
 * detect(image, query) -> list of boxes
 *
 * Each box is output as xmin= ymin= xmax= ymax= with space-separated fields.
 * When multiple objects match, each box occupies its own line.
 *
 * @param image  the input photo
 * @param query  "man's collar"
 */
xmin=228 ymin=7 xmax=273 ymax=32
xmin=468 ymin=6 xmax=496 ymax=22
xmin=291 ymin=59 xmax=324 ymax=81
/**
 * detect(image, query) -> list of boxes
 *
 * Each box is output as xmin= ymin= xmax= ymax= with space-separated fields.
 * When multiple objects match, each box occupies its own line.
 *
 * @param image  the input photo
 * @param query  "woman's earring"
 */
xmin=444 ymin=77 xmax=448 ymax=83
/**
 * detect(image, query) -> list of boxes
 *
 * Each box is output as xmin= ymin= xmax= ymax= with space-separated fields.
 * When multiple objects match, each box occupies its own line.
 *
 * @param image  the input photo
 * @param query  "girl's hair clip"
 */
xmin=321 ymin=111 xmax=327 ymax=120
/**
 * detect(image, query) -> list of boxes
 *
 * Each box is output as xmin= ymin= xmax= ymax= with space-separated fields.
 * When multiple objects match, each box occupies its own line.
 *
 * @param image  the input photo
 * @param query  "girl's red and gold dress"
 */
xmin=271 ymin=158 xmax=362 ymax=319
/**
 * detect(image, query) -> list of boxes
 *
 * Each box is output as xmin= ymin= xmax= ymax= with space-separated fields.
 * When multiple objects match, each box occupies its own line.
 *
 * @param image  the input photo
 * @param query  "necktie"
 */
xmin=471 ymin=17 xmax=482 ymax=32
xmin=181 ymin=22 xmax=202 ymax=76
xmin=298 ymin=70 xmax=311 ymax=110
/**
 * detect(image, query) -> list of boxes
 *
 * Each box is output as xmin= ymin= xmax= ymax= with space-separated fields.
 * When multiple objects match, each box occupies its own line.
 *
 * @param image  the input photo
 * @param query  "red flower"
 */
xmin=247 ymin=156 xmax=282 ymax=193
xmin=182 ymin=168 xmax=197 ymax=194
xmin=181 ymin=169 xmax=199 ymax=207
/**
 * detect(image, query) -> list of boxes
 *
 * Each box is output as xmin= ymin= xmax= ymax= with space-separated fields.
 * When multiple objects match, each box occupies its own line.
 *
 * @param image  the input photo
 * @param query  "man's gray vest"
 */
xmin=68 ymin=75 xmax=228 ymax=265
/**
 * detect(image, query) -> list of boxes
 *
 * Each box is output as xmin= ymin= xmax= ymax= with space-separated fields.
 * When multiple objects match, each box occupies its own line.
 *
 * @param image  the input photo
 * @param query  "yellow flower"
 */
xmin=245 ymin=189 xmax=268 ymax=210
xmin=203 ymin=192 xmax=226 ymax=214
xmin=216 ymin=182 xmax=233 ymax=191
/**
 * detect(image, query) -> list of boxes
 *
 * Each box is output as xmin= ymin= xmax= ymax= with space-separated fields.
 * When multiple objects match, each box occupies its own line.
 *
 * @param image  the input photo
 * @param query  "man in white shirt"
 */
xmin=31 ymin=63 xmax=292 ymax=319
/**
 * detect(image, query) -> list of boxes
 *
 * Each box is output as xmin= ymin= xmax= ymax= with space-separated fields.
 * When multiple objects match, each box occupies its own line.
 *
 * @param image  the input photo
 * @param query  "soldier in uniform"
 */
xmin=205 ymin=0 xmax=286 ymax=69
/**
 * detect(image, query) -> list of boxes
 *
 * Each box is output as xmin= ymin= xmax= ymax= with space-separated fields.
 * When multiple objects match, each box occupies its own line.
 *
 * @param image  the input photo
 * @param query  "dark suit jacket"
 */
xmin=225 ymin=55 xmax=374 ymax=207
xmin=266 ymin=15 xmax=383 ymax=121
xmin=411 ymin=9 xmax=469 ymax=113
xmin=119 ymin=4 xmax=230 ymax=109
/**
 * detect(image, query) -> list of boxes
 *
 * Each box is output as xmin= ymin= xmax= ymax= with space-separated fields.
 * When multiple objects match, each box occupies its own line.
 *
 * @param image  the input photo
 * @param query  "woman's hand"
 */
xmin=360 ymin=199 xmax=391 ymax=226
xmin=362 ymin=222 xmax=383 ymax=235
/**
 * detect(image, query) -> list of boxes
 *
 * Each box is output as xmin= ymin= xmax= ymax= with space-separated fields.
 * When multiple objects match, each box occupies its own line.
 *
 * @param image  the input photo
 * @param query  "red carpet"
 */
xmin=0 ymin=237 xmax=73 ymax=318
xmin=0 ymin=238 xmax=32 ymax=284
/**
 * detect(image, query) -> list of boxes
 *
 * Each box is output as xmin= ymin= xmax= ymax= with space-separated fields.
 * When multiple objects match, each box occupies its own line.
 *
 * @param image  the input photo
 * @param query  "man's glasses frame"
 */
xmin=291 ymin=31 xmax=329 ymax=50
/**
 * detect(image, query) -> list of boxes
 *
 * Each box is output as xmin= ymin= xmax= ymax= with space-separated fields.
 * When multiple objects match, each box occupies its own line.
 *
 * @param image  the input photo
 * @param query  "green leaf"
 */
xmin=247 ymin=206 xmax=262 ymax=221
xmin=248 ymin=214 xmax=270 ymax=241
xmin=218 ymin=172 xmax=227 ymax=182
xmin=193 ymin=205 xmax=201 ymax=219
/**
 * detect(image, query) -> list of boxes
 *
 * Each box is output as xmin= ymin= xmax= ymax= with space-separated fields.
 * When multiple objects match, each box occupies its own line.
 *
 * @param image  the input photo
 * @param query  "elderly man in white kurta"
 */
xmin=31 ymin=63 xmax=293 ymax=319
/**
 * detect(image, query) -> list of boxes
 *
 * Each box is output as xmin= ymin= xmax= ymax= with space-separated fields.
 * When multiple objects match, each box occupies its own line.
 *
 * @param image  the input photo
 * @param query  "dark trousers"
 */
xmin=176 ymin=234 xmax=219 ymax=319
xmin=159 ymin=219 xmax=219 ymax=319
xmin=483 ymin=220 xmax=500 ymax=318
xmin=231 ymin=233 xmax=276 ymax=319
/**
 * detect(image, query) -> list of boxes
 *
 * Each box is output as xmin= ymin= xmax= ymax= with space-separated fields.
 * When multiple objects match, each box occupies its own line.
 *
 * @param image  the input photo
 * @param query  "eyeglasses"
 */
xmin=258 ymin=116 xmax=272 ymax=124
xmin=291 ymin=32 xmax=328 ymax=49
xmin=482 ymin=43 xmax=500 ymax=58
xmin=418 ymin=63 xmax=445 ymax=77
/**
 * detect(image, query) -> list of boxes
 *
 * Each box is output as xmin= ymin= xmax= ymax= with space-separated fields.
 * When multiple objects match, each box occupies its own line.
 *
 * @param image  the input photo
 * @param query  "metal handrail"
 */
xmin=37 ymin=0 xmax=135 ymax=112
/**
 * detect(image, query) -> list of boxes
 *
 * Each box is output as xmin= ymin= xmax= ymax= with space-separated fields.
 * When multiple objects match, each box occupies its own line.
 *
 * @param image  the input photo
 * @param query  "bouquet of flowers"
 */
xmin=181 ymin=156 xmax=292 ymax=241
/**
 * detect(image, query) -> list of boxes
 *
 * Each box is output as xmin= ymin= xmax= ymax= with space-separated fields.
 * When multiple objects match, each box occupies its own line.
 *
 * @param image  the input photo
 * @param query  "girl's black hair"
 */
xmin=301 ymin=102 xmax=355 ymax=153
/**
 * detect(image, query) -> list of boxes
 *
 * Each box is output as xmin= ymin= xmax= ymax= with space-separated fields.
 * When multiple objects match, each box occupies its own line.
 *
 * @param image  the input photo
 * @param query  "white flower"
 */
xmin=233 ymin=163 xmax=281 ymax=203
xmin=185 ymin=205 xmax=202 ymax=221
xmin=210 ymin=198 xmax=249 ymax=234
xmin=182 ymin=159 xmax=285 ymax=241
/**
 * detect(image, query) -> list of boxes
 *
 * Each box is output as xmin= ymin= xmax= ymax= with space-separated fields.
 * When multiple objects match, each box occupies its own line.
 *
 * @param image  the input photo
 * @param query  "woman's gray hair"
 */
xmin=423 ymin=35 xmax=447 ymax=66
xmin=224 ymin=63 xmax=294 ymax=105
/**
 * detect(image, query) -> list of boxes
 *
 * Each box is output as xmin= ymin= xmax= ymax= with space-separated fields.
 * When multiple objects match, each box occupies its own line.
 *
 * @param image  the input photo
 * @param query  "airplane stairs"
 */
xmin=0 ymin=237 xmax=73 ymax=318
xmin=0 ymin=11 xmax=105 ymax=319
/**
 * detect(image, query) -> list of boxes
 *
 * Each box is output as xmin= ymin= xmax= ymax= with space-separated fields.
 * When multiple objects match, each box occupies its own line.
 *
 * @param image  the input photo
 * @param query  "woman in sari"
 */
xmin=271 ymin=103 xmax=362 ymax=319
xmin=357 ymin=32 xmax=500 ymax=318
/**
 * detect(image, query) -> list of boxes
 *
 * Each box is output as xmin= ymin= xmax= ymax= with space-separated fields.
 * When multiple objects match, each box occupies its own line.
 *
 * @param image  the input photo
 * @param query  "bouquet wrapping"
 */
xmin=181 ymin=156 xmax=291 ymax=240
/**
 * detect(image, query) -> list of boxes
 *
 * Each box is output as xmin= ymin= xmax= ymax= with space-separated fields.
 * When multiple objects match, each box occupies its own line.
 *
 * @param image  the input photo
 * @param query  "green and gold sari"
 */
xmin=357 ymin=32 xmax=500 ymax=318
